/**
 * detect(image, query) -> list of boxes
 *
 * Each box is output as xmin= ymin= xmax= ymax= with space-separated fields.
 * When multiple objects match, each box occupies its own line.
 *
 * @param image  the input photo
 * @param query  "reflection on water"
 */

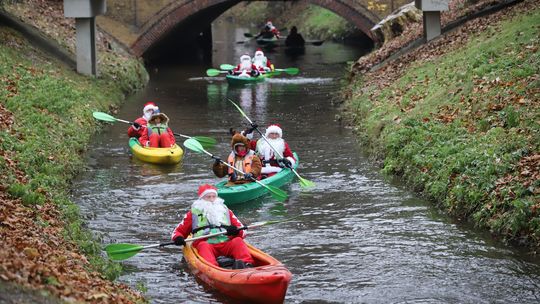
xmin=71 ymin=21 xmax=540 ymax=304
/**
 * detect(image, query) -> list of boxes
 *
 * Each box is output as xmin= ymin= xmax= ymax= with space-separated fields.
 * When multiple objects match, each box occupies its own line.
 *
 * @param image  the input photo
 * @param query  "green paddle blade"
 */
xmin=193 ymin=136 xmax=217 ymax=149
xmin=220 ymin=64 xmax=235 ymax=71
xmin=276 ymin=67 xmax=300 ymax=75
xmin=264 ymin=184 xmax=288 ymax=202
xmin=105 ymin=243 xmax=144 ymax=261
xmin=183 ymin=138 xmax=205 ymax=154
xmin=93 ymin=111 xmax=118 ymax=122
xmin=206 ymin=69 xmax=221 ymax=77
xmin=228 ymin=99 xmax=249 ymax=120
xmin=299 ymin=176 xmax=315 ymax=188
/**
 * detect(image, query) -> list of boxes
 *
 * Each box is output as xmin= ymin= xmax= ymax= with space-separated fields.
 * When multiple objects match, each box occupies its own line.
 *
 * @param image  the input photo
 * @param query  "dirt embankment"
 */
xmin=1 ymin=0 xmax=147 ymax=302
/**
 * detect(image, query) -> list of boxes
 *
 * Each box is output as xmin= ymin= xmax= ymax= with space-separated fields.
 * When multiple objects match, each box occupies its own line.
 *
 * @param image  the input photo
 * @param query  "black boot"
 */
xmin=232 ymin=260 xmax=246 ymax=269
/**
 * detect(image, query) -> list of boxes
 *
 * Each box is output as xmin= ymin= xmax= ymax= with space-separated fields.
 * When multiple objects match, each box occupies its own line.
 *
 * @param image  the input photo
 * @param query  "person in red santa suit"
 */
xmin=244 ymin=124 xmax=296 ymax=178
xmin=171 ymin=184 xmax=255 ymax=269
xmin=256 ymin=21 xmax=280 ymax=39
xmin=127 ymin=101 xmax=159 ymax=138
xmin=138 ymin=112 xmax=176 ymax=148
xmin=230 ymin=54 xmax=260 ymax=78
xmin=252 ymin=49 xmax=274 ymax=73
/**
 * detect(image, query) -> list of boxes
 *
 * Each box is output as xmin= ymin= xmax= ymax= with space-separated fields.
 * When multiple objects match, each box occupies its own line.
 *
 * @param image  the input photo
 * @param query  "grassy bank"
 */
xmin=346 ymin=4 xmax=539 ymax=246
xmin=0 ymin=21 xmax=148 ymax=302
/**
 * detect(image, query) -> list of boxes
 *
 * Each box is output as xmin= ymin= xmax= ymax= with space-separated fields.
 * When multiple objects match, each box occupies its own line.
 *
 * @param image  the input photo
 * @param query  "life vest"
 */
xmin=227 ymin=150 xmax=255 ymax=178
xmin=147 ymin=123 xmax=168 ymax=136
xmin=191 ymin=207 xmax=231 ymax=244
xmin=256 ymin=139 xmax=283 ymax=166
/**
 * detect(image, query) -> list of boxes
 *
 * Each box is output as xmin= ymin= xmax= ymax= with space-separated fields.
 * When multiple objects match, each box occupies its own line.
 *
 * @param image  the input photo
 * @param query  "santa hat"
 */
xmin=198 ymin=184 xmax=217 ymax=199
xmin=265 ymin=124 xmax=282 ymax=137
xmin=255 ymin=49 xmax=264 ymax=57
xmin=143 ymin=101 xmax=158 ymax=113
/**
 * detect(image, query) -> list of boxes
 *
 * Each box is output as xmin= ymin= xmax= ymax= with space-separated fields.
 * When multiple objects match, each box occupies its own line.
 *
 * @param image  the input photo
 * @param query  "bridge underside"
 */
xmin=128 ymin=0 xmax=379 ymax=63
xmin=142 ymin=2 xmax=238 ymax=64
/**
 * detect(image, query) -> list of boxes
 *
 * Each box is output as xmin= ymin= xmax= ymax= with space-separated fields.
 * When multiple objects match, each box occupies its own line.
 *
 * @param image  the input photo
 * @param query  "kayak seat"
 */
xmin=217 ymin=256 xmax=235 ymax=269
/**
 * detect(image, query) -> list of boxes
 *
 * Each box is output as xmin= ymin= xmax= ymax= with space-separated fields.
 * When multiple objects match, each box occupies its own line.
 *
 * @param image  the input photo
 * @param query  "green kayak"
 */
xmin=225 ymin=71 xmax=280 ymax=85
xmin=216 ymin=153 xmax=299 ymax=205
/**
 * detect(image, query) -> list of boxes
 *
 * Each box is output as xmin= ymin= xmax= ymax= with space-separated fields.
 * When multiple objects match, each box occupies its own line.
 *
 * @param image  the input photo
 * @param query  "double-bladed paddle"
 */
xmin=92 ymin=111 xmax=216 ymax=149
xmin=104 ymin=216 xmax=301 ymax=261
xmin=183 ymin=138 xmax=288 ymax=202
xmin=206 ymin=68 xmax=229 ymax=77
xmin=227 ymin=99 xmax=315 ymax=188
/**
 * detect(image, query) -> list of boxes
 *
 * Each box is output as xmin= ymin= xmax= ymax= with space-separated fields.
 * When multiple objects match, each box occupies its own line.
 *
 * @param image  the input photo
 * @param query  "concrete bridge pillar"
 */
xmin=415 ymin=0 xmax=449 ymax=41
xmin=64 ymin=0 xmax=106 ymax=76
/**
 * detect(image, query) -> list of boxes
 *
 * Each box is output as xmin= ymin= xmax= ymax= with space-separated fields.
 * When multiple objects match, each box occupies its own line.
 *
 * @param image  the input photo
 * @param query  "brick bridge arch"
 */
xmin=131 ymin=0 xmax=381 ymax=57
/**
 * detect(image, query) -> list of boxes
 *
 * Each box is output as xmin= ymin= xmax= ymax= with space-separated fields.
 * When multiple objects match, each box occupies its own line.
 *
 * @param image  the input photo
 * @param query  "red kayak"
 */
xmin=183 ymin=241 xmax=292 ymax=303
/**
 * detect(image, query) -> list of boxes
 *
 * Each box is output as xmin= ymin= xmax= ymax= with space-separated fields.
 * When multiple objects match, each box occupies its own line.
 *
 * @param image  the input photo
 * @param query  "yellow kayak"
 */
xmin=128 ymin=137 xmax=183 ymax=165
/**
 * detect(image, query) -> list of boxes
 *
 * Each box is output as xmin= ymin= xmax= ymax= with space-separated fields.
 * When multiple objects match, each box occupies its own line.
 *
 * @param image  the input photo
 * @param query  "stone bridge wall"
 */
xmin=102 ymin=0 xmax=398 ymax=56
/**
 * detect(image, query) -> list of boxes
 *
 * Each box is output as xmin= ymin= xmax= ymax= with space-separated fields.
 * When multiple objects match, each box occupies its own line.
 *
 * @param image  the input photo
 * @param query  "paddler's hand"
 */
xmin=279 ymin=158 xmax=292 ymax=168
xmin=213 ymin=157 xmax=222 ymax=165
xmin=132 ymin=122 xmax=141 ymax=130
xmin=243 ymin=173 xmax=254 ymax=180
xmin=173 ymin=236 xmax=186 ymax=246
xmin=225 ymin=225 xmax=240 ymax=236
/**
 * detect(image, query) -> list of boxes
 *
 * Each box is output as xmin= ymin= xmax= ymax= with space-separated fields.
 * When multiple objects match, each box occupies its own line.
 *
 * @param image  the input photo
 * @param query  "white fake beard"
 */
xmin=143 ymin=113 xmax=152 ymax=121
xmin=260 ymin=138 xmax=285 ymax=160
xmin=240 ymin=61 xmax=251 ymax=70
xmin=192 ymin=197 xmax=227 ymax=226
xmin=253 ymin=58 xmax=264 ymax=68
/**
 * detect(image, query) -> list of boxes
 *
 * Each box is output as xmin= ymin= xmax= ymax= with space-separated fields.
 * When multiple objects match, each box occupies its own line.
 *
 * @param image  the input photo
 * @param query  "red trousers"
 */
xmin=148 ymin=133 xmax=173 ymax=148
xmin=194 ymin=237 xmax=254 ymax=266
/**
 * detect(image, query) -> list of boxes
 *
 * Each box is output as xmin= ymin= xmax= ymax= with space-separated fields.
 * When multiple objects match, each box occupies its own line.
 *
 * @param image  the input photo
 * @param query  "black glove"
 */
xmin=251 ymin=69 xmax=260 ymax=77
xmin=213 ymin=157 xmax=221 ymax=165
xmin=279 ymin=158 xmax=292 ymax=168
xmin=173 ymin=236 xmax=185 ymax=246
xmin=229 ymin=172 xmax=237 ymax=182
xmin=225 ymin=225 xmax=240 ymax=236
xmin=243 ymin=173 xmax=254 ymax=180
xmin=132 ymin=122 xmax=141 ymax=129
xmin=228 ymin=70 xmax=234 ymax=75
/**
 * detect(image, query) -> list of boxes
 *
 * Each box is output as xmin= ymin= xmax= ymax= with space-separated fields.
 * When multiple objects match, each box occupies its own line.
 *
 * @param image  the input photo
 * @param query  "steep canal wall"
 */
xmin=0 ymin=0 xmax=148 ymax=302
xmin=345 ymin=0 xmax=539 ymax=247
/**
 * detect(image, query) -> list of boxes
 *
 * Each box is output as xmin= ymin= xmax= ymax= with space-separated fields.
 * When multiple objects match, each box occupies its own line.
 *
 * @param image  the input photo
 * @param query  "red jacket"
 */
xmin=138 ymin=127 xmax=176 ymax=147
xmin=171 ymin=210 xmax=246 ymax=246
xmin=127 ymin=117 xmax=147 ymax=138
xmin=257 ymin=60 xmax=273 ymax=72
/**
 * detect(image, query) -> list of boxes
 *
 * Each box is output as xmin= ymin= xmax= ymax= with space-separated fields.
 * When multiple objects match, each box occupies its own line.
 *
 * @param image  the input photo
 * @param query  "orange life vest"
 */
xmin=227 ymin=151 xmax=255 ymax=178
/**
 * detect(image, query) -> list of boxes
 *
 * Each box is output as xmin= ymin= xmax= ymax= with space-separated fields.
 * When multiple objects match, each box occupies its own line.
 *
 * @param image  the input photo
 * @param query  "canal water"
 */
xmin=72 ymin=22 xmax=540 ymax=303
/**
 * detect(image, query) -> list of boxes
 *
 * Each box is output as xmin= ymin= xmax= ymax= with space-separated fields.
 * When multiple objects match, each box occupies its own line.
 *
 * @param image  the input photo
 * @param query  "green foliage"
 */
xmin=347 ymin=9 xmax=540 ymax=246
xmin=293 ymin=5 xmax=353 ymax=40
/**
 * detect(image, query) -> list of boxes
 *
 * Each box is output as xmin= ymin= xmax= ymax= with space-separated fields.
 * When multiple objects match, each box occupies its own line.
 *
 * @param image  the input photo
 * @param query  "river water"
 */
xmin=72 ymin=22 xmax=540 ymax=303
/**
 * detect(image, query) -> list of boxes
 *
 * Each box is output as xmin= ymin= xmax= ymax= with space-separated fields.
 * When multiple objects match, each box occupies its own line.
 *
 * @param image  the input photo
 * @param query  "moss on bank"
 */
xmin=347 ymin=6 xmax=539 ymax=246
xmin=0 ymin=21 xmax=147 ymax=301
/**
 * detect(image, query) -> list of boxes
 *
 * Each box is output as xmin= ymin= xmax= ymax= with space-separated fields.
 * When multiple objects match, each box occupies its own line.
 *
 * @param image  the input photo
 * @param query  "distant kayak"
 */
xmin=128 ymin=137 xmax=183 ymax=165
xmin=216 ymin=153 xmax=298 ymax=205
xmin=183 ymin=241 xmax=292 ymax=303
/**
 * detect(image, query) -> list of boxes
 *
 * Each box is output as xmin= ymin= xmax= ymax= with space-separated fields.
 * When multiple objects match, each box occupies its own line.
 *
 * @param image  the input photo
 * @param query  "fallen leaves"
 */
xmin=0 ymin=192 xmax=144 ymax=303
